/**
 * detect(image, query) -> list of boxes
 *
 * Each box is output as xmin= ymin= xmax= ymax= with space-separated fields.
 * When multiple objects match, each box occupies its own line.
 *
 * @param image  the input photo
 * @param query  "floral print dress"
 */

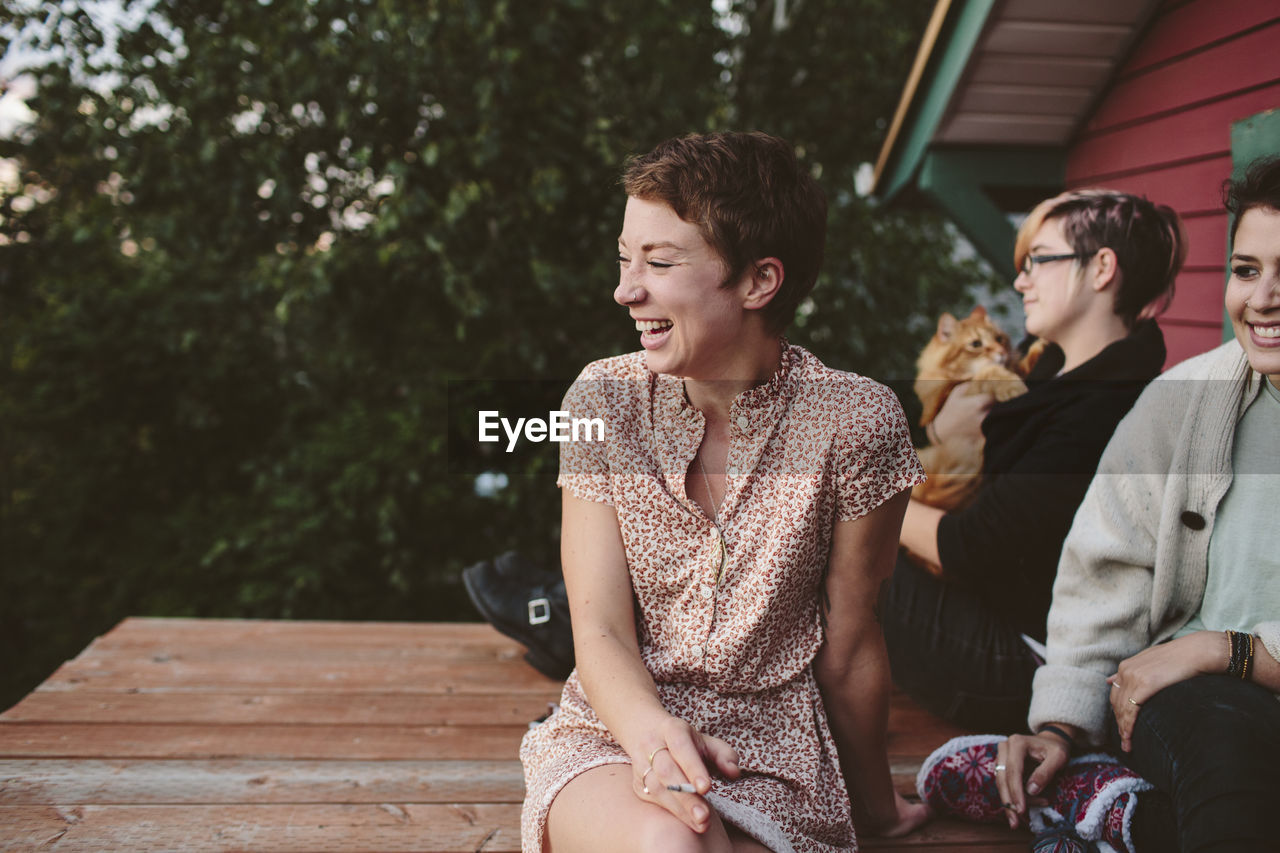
xmin=520 ymin=343 xmax=924 ymax=852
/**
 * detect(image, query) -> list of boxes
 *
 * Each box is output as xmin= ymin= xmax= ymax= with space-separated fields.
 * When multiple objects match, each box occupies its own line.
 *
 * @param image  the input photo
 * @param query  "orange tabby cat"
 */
xmin=912 ymin=306 xmax=1041 ymax=512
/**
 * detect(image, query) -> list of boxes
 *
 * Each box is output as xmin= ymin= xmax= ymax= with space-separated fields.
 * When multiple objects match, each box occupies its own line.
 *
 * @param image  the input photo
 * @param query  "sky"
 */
xmin=0 ymin=0 xmax=168 ymax=138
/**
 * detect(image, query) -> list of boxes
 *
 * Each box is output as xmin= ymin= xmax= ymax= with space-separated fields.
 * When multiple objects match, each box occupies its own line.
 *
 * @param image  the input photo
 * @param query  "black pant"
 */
xmin=1114 ymin=673 xmax=1280 ymax=853
xmin=880 ymin=552 xmax=1040 ymax=732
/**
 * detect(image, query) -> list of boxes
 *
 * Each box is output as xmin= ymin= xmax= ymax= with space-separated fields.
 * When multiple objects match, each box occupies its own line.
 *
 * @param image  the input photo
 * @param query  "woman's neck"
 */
xmin=683 ymin=337 xmax=783 ymax=421
xmin=1054 ymin=313 xmax=1130 ymax=375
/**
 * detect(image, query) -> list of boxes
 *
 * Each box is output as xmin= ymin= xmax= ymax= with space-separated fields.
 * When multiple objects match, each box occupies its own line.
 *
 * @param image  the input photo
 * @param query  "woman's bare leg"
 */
xmin=545 ymin=764 xmax=737 ymax=853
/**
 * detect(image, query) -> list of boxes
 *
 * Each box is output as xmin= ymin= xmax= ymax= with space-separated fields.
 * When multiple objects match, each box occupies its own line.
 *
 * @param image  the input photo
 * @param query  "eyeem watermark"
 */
xmin=478 ymin=410 xmax=604 ymax=452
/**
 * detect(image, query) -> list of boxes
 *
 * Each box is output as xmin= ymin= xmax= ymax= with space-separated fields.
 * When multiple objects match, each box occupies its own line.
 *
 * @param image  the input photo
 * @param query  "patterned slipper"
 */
xmin=915 ymin=734 xmax=1009 ymax=823
xmin=1028 ymin=753 xmax=1152 ymax=853
xmin=1032 ymin=821 xmax=1097 ymax=853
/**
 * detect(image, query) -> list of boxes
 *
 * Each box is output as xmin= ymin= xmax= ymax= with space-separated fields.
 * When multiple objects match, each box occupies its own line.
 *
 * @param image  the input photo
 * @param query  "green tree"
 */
xmin=0 ymin=0 xmax=993 ymax=708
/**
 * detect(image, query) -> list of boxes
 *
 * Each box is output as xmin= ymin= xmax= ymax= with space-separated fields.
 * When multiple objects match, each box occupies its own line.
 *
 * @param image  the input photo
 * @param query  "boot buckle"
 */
xmin=528 ymin=597 xmax=551 ymax=625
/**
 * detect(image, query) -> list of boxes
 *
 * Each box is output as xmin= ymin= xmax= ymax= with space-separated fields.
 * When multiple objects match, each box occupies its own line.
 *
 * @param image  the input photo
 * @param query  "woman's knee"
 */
xmin=546 ymin=766 xmax=731 ymax=853
xmin=1123 ymin=673 xmax=1280 ymax=847
xmin=551 ymin=813 xmax=720 ymax=853
xmin=1131 ymin=674 xmax=1280 ymax=768
xmin=635 ymin=816 xmax=731 ymax=853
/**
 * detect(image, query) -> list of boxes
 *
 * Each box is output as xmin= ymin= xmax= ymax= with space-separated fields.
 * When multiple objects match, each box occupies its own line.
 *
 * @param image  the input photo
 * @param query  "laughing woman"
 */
xmin=995 ymin=156 xmax=1280 ymax=851
xmin=519 ymin=132 xmax=928 ymax=852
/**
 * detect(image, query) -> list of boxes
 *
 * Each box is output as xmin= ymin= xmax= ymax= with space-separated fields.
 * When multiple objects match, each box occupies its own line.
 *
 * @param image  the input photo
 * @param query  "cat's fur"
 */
xmin=912 ymin=306 xmax=1042 ymax=512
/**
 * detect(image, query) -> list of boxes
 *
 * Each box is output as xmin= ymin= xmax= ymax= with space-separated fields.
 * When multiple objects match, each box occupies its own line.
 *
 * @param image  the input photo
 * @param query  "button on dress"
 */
xmin=520 ymin=343 xmax=924 ymax=852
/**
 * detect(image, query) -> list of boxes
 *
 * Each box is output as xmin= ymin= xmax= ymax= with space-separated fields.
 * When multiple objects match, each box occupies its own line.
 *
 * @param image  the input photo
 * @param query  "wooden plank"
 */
xmin=58 ymin=641 xmax=545 ymax=669
xmin=91 ymin=616 xmax=503 ymax=641
xmin=0 ymin=759 xmax=526 ymax=805
xmin=2 ymin=691 xmax=558 ymax=727
xmin=0 ymin=803 xmax=522 ymax=853
xmin=968 ymin=55 xmax=1112 ymax=88
xmin=0 ymin=723 xmax=528 ymax=761
xmin=982 ymin=21 xmax=1134 ymax=58
xmin=1121 ymin=0 xmax=1280 ymax=75
xmin=0 ymin=757 xmax=942 ymax=812
xmin=83 ymin=618 xmax=524 ymax=656
xmin=0 ymin=618 xmax=1028 ymax=850
xmin=1085 ymin=22 xmax=1280 ymax=134
xmin=0 ymin=804 xmax=1027 ymax=852
xmin=32 ymin=657 xmax=562 ymax=694
xmin=1066 ymin=83 xmax=1280 ymax=183
xmin=0 ymin=721 xmax=953 ymax=770
xmin=1000 ymin=0 xmax=1156 ymax=26
xmin=69 ymin=638 xmax=532 ymax=664
xmin=862 ymin=819 xmax=1027 ymax=851
xmin=954 ymin=83 xmax=1094 ymax=116
xmin=938 ymin=112 xmax=1076 ymax=145
xmin=4 ymin=688 xmax=943 ymax=739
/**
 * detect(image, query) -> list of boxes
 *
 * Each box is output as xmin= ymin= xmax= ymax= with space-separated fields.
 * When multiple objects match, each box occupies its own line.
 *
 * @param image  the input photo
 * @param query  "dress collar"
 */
xmin=653 ymin=340 xmax=799 ymax=419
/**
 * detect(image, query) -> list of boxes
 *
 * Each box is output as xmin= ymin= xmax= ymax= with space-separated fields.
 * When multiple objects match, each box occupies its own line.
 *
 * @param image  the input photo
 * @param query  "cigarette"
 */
xmin=666 ymin=783 xmax=697 ymax=793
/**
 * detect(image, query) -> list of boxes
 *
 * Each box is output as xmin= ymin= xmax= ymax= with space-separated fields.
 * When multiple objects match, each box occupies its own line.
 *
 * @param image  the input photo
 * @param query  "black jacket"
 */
xmin=935 ymin=320 xmax=1167 ymax=641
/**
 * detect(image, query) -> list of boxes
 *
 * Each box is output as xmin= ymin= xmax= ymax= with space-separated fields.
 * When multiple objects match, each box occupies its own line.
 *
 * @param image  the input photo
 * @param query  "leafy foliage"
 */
xmin=0 ymin=0 xmax=997 ymax=708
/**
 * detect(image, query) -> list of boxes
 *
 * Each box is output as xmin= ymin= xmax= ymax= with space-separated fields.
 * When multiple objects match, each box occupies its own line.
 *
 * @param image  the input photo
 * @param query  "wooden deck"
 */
xmin=0 ymin=618 xmax=1028 ymax=851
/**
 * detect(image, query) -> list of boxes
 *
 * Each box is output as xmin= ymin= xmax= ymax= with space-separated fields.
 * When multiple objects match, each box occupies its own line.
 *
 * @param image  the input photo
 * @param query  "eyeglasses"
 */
xmin=1020 ymin=251 xmax=1096 ymax=277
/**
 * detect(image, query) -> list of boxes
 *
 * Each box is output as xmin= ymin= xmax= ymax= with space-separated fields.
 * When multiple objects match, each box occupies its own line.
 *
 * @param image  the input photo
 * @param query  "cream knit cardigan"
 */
xmin=1029 ymin=339 xmax=1280 ymax=744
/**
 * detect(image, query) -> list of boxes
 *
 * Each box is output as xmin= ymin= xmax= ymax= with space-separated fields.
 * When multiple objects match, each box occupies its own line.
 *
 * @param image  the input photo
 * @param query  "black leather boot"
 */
xmin=462 ymin=551 xmax=575 ymax=680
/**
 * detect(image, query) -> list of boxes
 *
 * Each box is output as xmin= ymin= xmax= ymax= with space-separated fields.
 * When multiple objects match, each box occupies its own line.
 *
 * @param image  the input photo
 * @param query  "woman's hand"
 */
xmin=630 ymin=716 xmax=741 ymax=834
xmin=859 ymin=791 xmax=931 ymax=838
xmin=994 ymin=731 xmax=1072 ymax=829
xmin=931 ymin=381 xmax=993 ymax=446
xmin=1107 ymin=630 xmax=1224 ymax=751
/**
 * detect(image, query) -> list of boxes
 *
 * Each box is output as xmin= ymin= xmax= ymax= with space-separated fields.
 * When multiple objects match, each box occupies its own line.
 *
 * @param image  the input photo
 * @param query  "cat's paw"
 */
xmin=969 ymin=366 xmax=1026 ymax=401
xmin=990 ymin=377 xmax=1027 ymax=401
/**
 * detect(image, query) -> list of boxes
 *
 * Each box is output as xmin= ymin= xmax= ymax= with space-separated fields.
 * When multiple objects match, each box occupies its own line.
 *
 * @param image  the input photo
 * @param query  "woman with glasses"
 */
xmin=883 ymin=190 xmax=1186 ymax=733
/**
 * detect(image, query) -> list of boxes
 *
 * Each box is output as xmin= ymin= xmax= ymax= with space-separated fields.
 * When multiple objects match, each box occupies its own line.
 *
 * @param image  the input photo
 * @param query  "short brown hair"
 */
xmin=1014 ymin=189 xmax=1186 ymax=328
xmin=622 ymin=132 xmax=827 ymax=334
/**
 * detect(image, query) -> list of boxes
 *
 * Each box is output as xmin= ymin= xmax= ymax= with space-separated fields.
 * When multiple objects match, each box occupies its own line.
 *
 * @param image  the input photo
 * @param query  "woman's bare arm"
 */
xmin=815 ymin=489 xmax=930 ymax=837
xmin=898 ymin=499 xmax=944 ymax=571
xmin=560 ymin=492 xmax=738 ymax=833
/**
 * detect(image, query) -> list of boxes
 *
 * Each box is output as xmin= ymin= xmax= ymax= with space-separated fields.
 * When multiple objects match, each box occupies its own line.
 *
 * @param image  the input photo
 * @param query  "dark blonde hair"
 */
xmin=1014 ymin=189 xmax=1186 ymax=328
xmin=622 ymin=132 xmax=827 ymax=334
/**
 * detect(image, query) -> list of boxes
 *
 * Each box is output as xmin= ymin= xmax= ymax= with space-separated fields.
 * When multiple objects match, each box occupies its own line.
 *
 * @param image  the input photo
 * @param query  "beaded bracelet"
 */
xmin=1244 ymin=632 xmax=1254 ymax=681
xmin=1226 ymin=630 xmax=1255 ymax=680
xmin=1227 ymin=630 xmax=1243 ymax=677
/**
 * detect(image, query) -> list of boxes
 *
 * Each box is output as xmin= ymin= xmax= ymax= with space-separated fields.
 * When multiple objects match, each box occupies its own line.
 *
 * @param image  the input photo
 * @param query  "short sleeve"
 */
xmin=556 ymin=365 xmax=613 ymax=505
xmin=835 ymin=382 xmax=925 ymax=522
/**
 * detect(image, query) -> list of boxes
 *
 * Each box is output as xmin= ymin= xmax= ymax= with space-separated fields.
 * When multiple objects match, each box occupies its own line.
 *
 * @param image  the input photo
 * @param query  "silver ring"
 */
xmin=1128 ymin=697 xmax=1140 ymax=707
xmin=994 ymin=764 xmax=1007 ymax=773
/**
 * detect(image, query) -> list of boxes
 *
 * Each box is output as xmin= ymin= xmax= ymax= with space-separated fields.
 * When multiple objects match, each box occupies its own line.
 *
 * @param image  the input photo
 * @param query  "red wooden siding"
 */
xmin=1079 ymin=154 xmax=1231 ymax=216
xmin=1064 ymin=0 xmax=1280 ymax=367
xmin=1122 ymin=0 xmax=1280 ymax=75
